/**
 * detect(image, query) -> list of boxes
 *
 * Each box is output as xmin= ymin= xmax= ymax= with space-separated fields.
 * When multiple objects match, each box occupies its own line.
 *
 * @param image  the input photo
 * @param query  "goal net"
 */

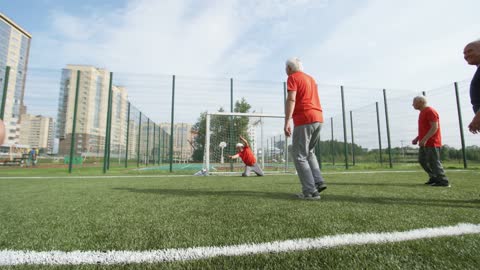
xmin=204 ymin=112 xmax=294 ymax=174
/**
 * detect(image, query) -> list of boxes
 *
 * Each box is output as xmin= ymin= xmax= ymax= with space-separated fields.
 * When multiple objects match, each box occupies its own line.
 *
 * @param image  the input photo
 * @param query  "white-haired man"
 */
xmin=411 ymin=96 xmax=449 ymax=187
xmin=228 ymin=135 xmax=264 ymax=177
xmin=464 ymin=40 xmax=480 ymax=134
xmin=284 ymin=57 xmax=326 ymax=200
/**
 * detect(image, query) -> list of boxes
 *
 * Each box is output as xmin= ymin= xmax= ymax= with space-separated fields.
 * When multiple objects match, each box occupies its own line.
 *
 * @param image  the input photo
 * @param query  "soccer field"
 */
xmin=0 ymin=170 xmax=479 ymax=269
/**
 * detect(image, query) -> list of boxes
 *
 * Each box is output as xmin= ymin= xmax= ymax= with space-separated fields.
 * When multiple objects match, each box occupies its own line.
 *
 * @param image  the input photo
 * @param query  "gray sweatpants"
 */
xmin=292 ymin=122 xmax=325 ymax=195
xmin=242 ymin=163 xmax=264 ymax=177
xmin=418 ymin=147 xmax=449 ymax=184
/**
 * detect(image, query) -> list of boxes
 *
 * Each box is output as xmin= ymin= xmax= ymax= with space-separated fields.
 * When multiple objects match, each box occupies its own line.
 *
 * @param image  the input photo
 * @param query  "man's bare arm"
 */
xmin=284 ymin=91 xmax=296 ymax=137
xmin=239 ymin=135 xmax=249 ymax=147
xmin=468 ymin=110 xmax=480 ymax=134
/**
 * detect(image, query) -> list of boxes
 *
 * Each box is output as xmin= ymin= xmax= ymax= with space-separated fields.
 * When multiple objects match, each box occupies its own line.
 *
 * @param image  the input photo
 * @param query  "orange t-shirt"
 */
xmin=287 ymin=71 xmax=323 ymax=126
xmin=238 ymin=145 xmax=256 ymax=166
xmin=418 ymin=107 xmax=442 ymax=147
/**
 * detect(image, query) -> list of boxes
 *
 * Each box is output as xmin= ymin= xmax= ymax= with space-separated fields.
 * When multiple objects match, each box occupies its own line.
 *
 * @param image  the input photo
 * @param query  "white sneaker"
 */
xmin=296 ymin=193 xmax=321 ymax=200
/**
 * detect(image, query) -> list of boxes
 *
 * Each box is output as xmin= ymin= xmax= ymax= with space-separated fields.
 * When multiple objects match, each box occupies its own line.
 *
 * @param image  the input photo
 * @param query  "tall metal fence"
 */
xmin=0 ymin=65 xmax=478 ymax=173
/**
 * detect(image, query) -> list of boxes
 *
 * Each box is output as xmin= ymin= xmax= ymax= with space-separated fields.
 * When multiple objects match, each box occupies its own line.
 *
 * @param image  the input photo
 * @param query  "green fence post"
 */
xmin=157 ymin=125 xmax=162 ymax=165
xmin=152 ymin=123 xmax=156 ymax=165
xmin=162 ymin=129 xmax=166 ymax=164
xmin=146 ymin=118 xmax=150 ymax=166
xmin=107 ymin=72 xmax=114 ymax=171
xmin=376 ymin=102 xmax=383 ymax=166
xmin=0 ymin=66 xmax=11 ymax=120
xmin=169 ymin=75 xmax=175 ymax=172
xmin=383 ymin=89 xmax=393 ymax=168
xmin=69 ymin=70 xmax=81 ymax=174
xmin=124 ymin=102 xmax=130 ymax=168
xmin=137 ymin=112 xmax=142 ymax=167
xmin=330 ymin=117 xmax=335 ymax=166
xmin=350 ymin=110 xmax=355 ymax=166
xmin=454 ymin=82 xmax=467 ymax=168
xmin=341 ymin=86 xmax=349 ymax=169
xmin=160 ymin=129 xmax=163 ymax=164
xmin=103 ymin=72 xmax=113 ymax=173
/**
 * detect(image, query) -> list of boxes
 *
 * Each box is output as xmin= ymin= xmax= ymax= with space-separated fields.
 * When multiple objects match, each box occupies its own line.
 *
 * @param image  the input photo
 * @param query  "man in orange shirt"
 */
xmin=284 ymin=57 xmax=326 ymax=200
xmin=411 ymin=96 xmax=449 ymax=187
xmin=228 ymin=135 xmax=264 ymax=177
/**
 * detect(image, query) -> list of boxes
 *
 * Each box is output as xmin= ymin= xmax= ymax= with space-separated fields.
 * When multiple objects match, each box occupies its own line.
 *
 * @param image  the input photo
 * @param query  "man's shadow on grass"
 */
xmin=276 ymin=182 xmax=421 ymax=188
xmin=114 ymin=187 xmax=480 ymax=209
xmin=324 ymin=194 xmax=480 ymax=209
xmin=114 ymin=187 xmax=293 ymax=200
xmin=328 ymin=182 xmax=425 ymax=188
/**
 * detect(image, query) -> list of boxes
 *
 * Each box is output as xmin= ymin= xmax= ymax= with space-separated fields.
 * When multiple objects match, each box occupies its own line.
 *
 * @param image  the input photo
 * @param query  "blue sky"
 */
xmin=1 ymin=0 xmax=480 ymax=148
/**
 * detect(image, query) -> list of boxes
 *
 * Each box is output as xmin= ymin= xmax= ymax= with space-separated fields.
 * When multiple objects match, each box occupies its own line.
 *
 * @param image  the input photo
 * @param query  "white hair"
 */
xmin=414 ymin=95 xmax=427 ymax=104
xmin=236 ymin=143 xmax=244 ymax=148
xmin=286 ymin=57 xmax=303 ymax=72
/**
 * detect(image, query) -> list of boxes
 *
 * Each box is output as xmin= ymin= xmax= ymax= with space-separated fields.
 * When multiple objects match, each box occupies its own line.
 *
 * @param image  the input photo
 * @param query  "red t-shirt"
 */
xmin=238 ymin=145 xmax=256 ymax=166
xmin=418 ymin=107 xmax=442 ymax=147
xmin=287 ymin=71 xmax=324 ymax=126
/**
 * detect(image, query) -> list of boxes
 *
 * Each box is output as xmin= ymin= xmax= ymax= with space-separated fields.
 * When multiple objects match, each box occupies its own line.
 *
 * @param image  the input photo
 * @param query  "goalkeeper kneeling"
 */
xmin=228 ymin=135 xmax=264 ymax=177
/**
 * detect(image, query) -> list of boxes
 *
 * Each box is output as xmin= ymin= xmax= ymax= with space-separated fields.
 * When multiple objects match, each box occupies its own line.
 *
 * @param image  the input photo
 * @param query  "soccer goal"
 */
xmin=204 ymin=112 xmax=294 ymax=174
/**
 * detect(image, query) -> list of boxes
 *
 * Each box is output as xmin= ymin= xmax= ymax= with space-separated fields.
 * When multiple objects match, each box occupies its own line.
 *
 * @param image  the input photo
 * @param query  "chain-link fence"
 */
xmin=1 ymin=65 xmax=478 ymax=173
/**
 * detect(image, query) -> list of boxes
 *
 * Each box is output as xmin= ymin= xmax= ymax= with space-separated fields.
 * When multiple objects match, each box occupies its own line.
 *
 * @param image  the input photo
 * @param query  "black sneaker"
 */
xmin=316 ymin=183 xmax=327 ymax=193
xmin=424 ymin=178 xmax=436 ymax=185
xmin=430 ymin=182 xmax=450 ymax=187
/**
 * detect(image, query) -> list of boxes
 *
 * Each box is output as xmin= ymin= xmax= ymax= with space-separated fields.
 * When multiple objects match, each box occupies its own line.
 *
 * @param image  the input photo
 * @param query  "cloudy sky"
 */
xmin=3 ymin=0 xmax=479 ymax=88
xmin=2 ymin=0 xmax=479 ymax=148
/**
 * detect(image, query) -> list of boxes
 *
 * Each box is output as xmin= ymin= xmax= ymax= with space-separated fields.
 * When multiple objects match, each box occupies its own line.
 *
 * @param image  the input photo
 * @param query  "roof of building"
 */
xmin=0 ymin=12 xmax=32 ymax=38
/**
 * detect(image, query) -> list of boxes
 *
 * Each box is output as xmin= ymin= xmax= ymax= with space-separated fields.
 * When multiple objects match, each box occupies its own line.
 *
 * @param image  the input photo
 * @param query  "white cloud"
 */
xmin=305 ymin=0 xmax=480 ymax=90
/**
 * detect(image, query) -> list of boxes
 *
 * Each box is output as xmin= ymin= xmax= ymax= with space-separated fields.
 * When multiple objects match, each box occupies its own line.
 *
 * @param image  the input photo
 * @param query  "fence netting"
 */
xmin=1 ymin=65 xmax=478 ymax=173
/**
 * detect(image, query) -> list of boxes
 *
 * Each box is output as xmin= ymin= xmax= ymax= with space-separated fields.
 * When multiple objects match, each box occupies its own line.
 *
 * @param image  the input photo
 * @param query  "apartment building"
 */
xmin=0 ymin=13 xmax=31 ymax=145
xmin=56 ymin=65 xmax=128 ymax=156
xmin=19 ymin=114 xmax=55 ymax=153
xmin=160 ymin=122 xmax=194 ymax=161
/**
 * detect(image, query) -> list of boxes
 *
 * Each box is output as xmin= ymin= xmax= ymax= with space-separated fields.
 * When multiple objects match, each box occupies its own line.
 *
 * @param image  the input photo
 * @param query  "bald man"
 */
xmin=411 ymin=96 xmax=449 ymax=187
xmin=463 ymin=40 xmax=480 ymax=134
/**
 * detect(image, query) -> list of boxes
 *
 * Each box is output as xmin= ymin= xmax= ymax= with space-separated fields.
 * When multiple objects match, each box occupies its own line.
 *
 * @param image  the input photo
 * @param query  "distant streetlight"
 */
xmin=219 ymin=141 xmax=227 ymax=163
xmin=400 ymin=140 xmax=406 ymax=161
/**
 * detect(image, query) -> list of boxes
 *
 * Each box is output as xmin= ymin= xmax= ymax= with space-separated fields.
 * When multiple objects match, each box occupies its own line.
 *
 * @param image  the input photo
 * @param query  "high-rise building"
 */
xmin=19 ymin=114 xmax=55 ymax=153
xmin=56 ymin=65 xmax=128 ymax=156
xmin=0 ymin=13 xmax=31 ymax=146
xmin=160 ymin=122 xmax=194 ymax=161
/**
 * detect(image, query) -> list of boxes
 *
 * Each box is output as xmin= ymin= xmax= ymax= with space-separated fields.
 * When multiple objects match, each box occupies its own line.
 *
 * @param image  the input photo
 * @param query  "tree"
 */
xmin=191 ymin=112 xmax=207 ymax=162
xmin=191 ymin=98 xmax=252 ymax=162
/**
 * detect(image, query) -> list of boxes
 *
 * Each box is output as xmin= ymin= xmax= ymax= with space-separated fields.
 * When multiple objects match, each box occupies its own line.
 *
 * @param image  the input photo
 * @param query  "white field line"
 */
xmin=1 ymin=223 xmax=479 ymax=266
xmin=0 ymin=169 xmax=473 ymax=180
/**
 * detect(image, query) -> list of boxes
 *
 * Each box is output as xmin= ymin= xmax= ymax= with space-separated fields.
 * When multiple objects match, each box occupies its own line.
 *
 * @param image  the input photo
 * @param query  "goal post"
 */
xmin=205 ymin=112 xmax=293 ymax=174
